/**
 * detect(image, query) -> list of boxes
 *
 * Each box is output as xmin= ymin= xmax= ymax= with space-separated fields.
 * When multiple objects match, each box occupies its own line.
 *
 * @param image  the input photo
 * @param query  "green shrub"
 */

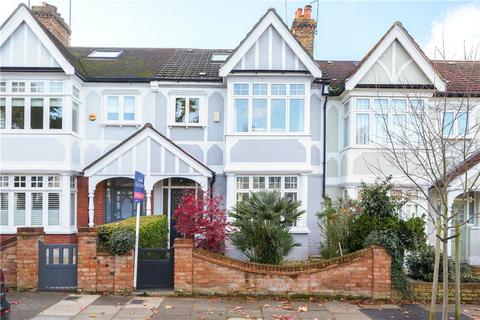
xmin=316 ymin=196 xmax=359 ymax=258
xmin=406 ymin=245 xmax=454 ymax=282
xmin=97 ymin=215 xmax=168 ymax=255
xmin=229 ymin=190 xmax=304 ymax=264
xmin=461 ymin=265 xmax=480 ymax=283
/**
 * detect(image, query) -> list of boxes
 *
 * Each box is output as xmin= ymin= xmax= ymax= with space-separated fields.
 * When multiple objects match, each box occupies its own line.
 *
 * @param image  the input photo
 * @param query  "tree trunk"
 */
xmin=455 ymin=224 xmax=461 ymax=320
xmin=442 ymin=223 xmax=449 ymax=320
xmin=429 ymin=219 xmax=442 ymax=320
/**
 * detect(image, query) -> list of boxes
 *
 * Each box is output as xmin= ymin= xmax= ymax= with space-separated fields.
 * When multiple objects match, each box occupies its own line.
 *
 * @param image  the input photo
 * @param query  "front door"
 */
xmin=169 ymin=188 xmax=195 ymax=247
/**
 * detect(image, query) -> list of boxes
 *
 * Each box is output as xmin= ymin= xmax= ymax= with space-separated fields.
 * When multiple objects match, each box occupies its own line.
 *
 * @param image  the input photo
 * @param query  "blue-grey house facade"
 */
xmin=1 ymin=2 xmax=480 ymax=262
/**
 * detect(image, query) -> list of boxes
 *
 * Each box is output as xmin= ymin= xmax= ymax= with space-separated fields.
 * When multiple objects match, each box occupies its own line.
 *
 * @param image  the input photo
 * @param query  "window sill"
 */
xmin=102 ymin=122 xmax=142 ymax=127
xmin=168 ymin=123 xmax=206 ymax=128
xmin=290 ymin=226 xmax=310 ymax=234
xmin=227 ymin=132 xmax=311 ymax=137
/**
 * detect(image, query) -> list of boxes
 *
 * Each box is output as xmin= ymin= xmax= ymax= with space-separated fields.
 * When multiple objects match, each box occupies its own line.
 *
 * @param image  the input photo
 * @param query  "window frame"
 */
xmin=231 ymin=82 xmax=308 ymax=134
xmin=169 ymin=95 xmax=205 ymax=127
xmin=103 ymin=94 xmax=140 ymax=126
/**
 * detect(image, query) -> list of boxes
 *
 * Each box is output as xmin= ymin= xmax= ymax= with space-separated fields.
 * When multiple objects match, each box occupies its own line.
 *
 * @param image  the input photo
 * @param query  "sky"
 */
xmin=1 ymin=0 xmax=479 ymax=61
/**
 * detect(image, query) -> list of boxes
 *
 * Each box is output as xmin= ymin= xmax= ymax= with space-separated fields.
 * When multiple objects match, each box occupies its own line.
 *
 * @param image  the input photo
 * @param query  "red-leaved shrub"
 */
xmin=173 ymin=190 xmax=229 ymax=253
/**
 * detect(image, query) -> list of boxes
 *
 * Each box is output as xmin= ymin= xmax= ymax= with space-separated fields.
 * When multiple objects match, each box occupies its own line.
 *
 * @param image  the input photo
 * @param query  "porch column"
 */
xmin=88 ymin=191 xmax=95 ymax=227
xmin=146 ymin=191 xmax=152 ymax=216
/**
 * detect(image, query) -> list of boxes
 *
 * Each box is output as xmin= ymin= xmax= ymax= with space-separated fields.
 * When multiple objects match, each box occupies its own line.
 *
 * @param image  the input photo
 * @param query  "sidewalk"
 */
xmin=6 ymin=292 xmax=478 ymax=320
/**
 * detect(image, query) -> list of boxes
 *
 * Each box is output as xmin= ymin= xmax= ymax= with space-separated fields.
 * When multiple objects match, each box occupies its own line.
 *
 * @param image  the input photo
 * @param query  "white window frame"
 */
xmin=231 ymin=82 xmax=308 ymax=135
xmin=103 ymin=95 xmax=141 ymax=126
xmin=169 ymin=95 xmax=206 ymax=127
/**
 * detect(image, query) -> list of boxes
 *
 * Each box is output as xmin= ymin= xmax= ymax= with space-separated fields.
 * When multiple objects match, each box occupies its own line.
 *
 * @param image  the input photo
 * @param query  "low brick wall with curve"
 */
xmin=174 ymin=238 xmax=392 ymax=299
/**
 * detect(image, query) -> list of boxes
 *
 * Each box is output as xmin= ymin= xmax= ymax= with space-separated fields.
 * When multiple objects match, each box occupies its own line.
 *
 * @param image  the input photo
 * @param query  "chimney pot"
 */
xmin=295 ymin=8 xmax=303 ymax=18
xmin=304 ymin=4 xmax=312 ymax=18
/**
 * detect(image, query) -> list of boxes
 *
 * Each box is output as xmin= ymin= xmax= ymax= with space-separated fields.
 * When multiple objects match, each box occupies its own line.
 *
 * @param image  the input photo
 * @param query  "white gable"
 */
xmin=220 ymin=10 xmax=321 ymax=78
xmin=0 ymin=5 xmax=74 ymax=74
xmin=0 ymin=22 xmax=60 ymax=68
xmin=358 ymin=40 xmax=431 ymax=85
xmin=346 ymin=23 xmax=445 ymax=91
xmin=232 ymin=26 xmax=307 ymax=71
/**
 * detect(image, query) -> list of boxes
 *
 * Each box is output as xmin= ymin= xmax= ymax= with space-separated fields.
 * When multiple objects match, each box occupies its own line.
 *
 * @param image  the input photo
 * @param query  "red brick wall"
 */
xmin=0 ymin=239 xmax=17 ymax=288
xmin=16 ymin=227 xmax=44 ymax=290
xmin=77 ymin=177 xmax=106 ymax=227
xmin=174 ymin=239 xmax=392 ymax=299
xmin=44 ymin=234 xmax=77 ymax=244
xmin=77 ymin=227 xmax=134 ymax=294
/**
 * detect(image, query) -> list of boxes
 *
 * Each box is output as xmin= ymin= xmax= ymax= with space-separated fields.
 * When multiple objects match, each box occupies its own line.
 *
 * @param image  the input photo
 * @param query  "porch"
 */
xmin=81 ymin=124 xmax=214 ymax=237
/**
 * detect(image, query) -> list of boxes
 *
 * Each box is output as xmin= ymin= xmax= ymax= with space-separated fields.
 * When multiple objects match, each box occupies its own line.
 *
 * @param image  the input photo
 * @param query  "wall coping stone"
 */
xmin=174 ymin=238 xmax=194 ymax=248
xmin=16 ymin=227 xmax=44 ymax=236
xmin=78 ymin=227 xmax=98 ymax=234
xmin=191 ymin=245 xmax=386 ymax=276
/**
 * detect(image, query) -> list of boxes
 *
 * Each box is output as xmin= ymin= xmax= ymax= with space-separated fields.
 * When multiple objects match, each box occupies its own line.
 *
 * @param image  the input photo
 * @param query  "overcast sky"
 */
xmin=1 ymin=0 xmax=479 ymax=60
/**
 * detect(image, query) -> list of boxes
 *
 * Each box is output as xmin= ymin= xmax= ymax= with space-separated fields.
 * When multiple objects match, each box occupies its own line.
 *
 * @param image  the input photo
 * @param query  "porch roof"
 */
xmin=83 ymin=123 xmax=214 ymax=187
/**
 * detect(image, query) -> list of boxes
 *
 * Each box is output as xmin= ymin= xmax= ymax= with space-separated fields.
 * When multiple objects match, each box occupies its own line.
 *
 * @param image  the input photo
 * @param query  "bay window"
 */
xmin=0 ymin=98 xmax=5 ymax=129
xmin=232 ymin=83 xmax=306 ymax=133
xmin=0 ymin=175 xmax=64 ymax=228
xmin=105 ymin=95 xmax=137 ymax=124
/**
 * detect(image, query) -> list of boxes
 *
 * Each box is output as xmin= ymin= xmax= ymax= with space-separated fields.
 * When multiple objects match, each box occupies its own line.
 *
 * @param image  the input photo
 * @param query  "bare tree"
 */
xmin=366 ymin=54 xmax=479 ymax=320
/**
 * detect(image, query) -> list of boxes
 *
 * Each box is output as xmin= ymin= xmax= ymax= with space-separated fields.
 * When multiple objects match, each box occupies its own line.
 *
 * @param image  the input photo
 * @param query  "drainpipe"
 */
xmin=321 ymin=83 xmax=330 ymax=198
xmin=209 ymin=172 xmax=216 ymax=198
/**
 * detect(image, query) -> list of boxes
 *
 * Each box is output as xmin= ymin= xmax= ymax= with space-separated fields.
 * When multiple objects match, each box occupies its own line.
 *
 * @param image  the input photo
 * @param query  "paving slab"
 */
xmin=39 ymin=294 xmax=100 ymax=317
xmin=324 ymin=301 xmax=361 ymax=314
xmin=298 ymin=310 xmax=335 ymax=320
xmin=7 ymin=291 xmax=68 ymax=320
xmin=360 ymin=304 xmax=473 ymax=320
xmin=113 ymin=307 xmax=153 ymax=319
xmin=31 ymin=316 xmax=72 ymax=320
xmin=91 ymin=295 xmax=132 ymax=306
xmin=333 ymin=312 xmax=371 ymax=320
xmin=123 ymin=296 xmax=163 ymax=309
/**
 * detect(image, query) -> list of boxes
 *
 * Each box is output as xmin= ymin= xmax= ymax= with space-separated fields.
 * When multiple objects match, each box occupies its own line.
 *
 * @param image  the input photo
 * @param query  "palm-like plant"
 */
xmin=229 ymin=190 xmax=305 ymax=264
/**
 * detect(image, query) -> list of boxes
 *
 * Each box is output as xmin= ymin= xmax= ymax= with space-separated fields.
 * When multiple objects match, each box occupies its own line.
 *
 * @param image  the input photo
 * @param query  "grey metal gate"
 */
xmin=39 ymin=241 xmax=77 ymax=291
xmin=137 ymin=248 xmax=174 ymax=289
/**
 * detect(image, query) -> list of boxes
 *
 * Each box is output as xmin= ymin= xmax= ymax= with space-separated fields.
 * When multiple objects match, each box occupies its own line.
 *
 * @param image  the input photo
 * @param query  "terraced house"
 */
xmin=1 ymin=2 xmax=479 ymax=264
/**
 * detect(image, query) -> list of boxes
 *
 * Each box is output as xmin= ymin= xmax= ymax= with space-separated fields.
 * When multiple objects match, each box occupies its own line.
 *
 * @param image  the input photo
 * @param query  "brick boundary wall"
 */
xmin=174 ymin=238 xmax=392 ymax=299
xmin=77 ymin=227 xmax=134 ymax=294
xmin=0 ymin=237 xmax=17 ymax=288
xmin=410 ymin=281 xmax=480 ymax=304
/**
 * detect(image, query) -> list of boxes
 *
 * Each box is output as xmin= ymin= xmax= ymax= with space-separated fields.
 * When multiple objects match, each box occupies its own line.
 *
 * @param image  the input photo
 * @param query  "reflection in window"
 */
xmin=123 ymin=96 xmax=136 ymax=121
xmin=12 ymin=98 xmax=25 ymax=129
xmin=49 ymin=98 xmax=63 ymax=129
xmin=188 ymin=98 xmax=200 ymax=123
xmin=271 ymin=99 xmax=286 ymax=132
xmin=252 ymin=99 xmax=267 ymax=132
xmin=31 ymin=98 xmax=44 ymax=129
xmin=289 ymin=99 xmax=304 ymax=132
xmin=235 ymin=99 xmax=248 ymax=132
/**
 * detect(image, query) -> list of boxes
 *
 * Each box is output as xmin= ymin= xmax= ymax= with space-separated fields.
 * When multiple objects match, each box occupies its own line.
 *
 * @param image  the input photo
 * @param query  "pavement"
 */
xmin=4 ymin=292 xmax=480 ymax=320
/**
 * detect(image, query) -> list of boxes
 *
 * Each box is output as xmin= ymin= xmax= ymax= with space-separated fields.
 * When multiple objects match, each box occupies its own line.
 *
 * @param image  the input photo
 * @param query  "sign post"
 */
xmin=132 ymin=171 xmax=144 ymax=289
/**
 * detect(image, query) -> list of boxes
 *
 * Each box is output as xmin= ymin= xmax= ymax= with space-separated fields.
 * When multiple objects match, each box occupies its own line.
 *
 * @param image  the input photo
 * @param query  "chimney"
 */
xmin=32 ymin=2 xmax=71 ymax=47
xmin=291 ymin=4 xmax=316 ymax=56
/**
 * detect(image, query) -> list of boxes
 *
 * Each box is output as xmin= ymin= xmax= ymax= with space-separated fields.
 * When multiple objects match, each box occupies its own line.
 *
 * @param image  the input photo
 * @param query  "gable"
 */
xmin=233 ymin=26 xmax=307 ymax=71
xmin=345 ymin=22 xmax=445 ymax=91
xmin=0 ymin=21 xmax=60 ymax=68
xmin=220 ymin=9 xmax=321 ymax=78
xmin=358 ymin=40 xmax=430 ymax=85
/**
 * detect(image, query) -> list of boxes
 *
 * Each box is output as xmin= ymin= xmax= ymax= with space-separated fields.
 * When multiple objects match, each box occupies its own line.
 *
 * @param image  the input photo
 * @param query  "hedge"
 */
xmin=97 ymin=215 xmax=168 ymax=255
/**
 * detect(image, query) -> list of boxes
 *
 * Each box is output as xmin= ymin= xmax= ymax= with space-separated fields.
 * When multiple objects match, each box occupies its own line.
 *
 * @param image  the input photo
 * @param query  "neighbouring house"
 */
xmin=0 ymin=2 xmax=479 ymax=265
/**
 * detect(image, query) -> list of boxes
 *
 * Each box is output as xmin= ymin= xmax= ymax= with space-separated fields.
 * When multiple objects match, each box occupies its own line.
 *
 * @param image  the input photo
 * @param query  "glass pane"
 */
xmin=289 ymin=99 xmax=304 ymax=132
xmin=236 ymin=192 xmax=249 ymax=203
xmin=392 ymin=99 xmax=407 ymax=112
xmin=343 ymin=116 xmax=349 ymax=147
xmin=52 ymin=248 xmax=60 ymax=264
xmin=271 ymin=99 xmax=286 ymax=132
xmin=271 ymin=84 xmax=286 ymax=96
xmin=234 ymin=83 xmax=249 ymax=95
xmin=107 ymin=96 xmax=119 ymax=120
xmin=284 ymin=192 xmax=297 ymax=201
xmin=443 ymin=112 xmax=454 ymax=136
xmin=356 ymin=98 xmax=370 ymax=111
xmin=72 ymin=102 xmax=79 ymax=133
xmin=236 ymin=177 xmax=249 ymax=189
xmin=12 ymin=98 xmax=25 ymax=129
xmin=356 ymin=114 xmax=370 ymax=144
xmin=290 ymin=84 xmax=305 ymax=95
xmin=175 ymin=98 xmax=186 ymax=123
xmin=373 ymin=99 xmax=388 ymax=112
xmin=252 ymin=84 xmax=267 ymax=95
xmin=31 ymin=193 xmax=43 ymax=226
xmin=269 ymin=177 xmax=281 ymax=189
xmin=124 ymin=96 xmax=135 ymax=121
xmin=48 ymin=193 xmax=60 ymax=225
xmin=392 ymin=114 xmax=407 ymax=140
xmin=234 ymin=99 xmax=248 ymax=132
xmin=285 ymin=177 xmax=297 ymax=189
xmin=49 ymin=98 xmax=63 ymax=129
xmin=252 ymin=99 xmax=267 ymax=132
xmin=458 ymin=112 xmax=468 ymax=135
xmin=31 ymin=81 xmax=44 ymax=93
xmin=0 ymin=98 xmax=5 ymax=129
xmin=49 ymin=81 xmax=63 ymax=93
xmin=373 ymin=114 xmax=388 ymax=144
xmin=31 ymin=98 xmax=44 ymax=129
xmin=188 ymin=98 xmax=200 ymax=123
xmin=14 ymin=192 xmax=26 ymax=226
xmin=253 ymin=177 xmax=265 ymax=189
xmin=0 ymin=193 xmax=8 ymax=226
